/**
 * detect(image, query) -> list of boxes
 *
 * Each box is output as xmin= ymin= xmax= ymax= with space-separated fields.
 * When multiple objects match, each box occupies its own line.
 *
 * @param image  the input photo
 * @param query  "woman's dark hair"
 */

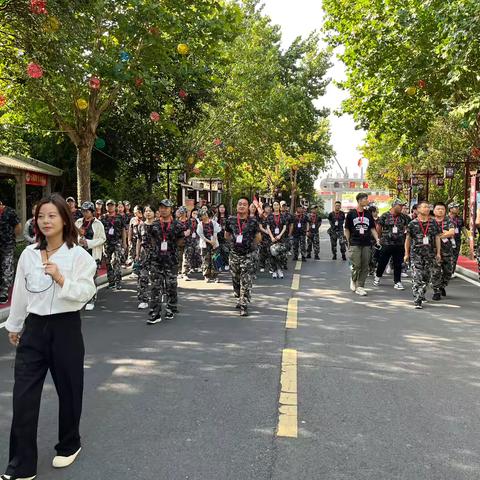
xmin=35 ymin=194 xmax=79 ymax=250
xmin=217 ymin=203 xmax=228 ymax=218
xmin=134 ymin=205 xmax=144 ymax=214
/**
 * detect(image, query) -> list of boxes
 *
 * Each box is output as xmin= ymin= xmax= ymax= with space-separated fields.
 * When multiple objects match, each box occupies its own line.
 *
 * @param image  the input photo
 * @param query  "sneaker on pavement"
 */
xmin=272 ymin=272 xmax=278 ymax=279
xmin=1 ymin=475 xmax=36 ymax=480
xmin=277 ymin=269 xmax=284 ymax=279
xmin=165 ymin=308 xmax=174 ymax=320
xmin=350 ymin=278 xmax=357 ymax=292
xmin=332 ymin=255 xmax=337 ymax=260
xmin=314 ymin=255 xmax=320 ymax=260
xmin=240 ymin=306 xmax=248 ymax=317
xmin=301 ymin=257 xmax=307 ymax=262
xmin=183 ymin=274 xmax=191 ymax=281
xmin=432 ymin=292 xmax=441 ymax=301
xmin=401 ymin=272 xmax=409 ymax=278
xmin=85 ymin=302 xmax=95 ymax=311
xmin=147 ymin=314 xmax=162 ymax=324
xmin=0 ymin=295 xmax=8 ymax=304
xmin=355 ymin=287 xmax=368 ymax=296
xmin=342 ymin=255 xmax=347 ymax=261
xmin=414 ymin=300 xmax=423 ymax=309
xmin=235 ymin=301 xmax=241 ymax=309
xmin=224 ymin=265 xmax=230 ymax=271
xmin=260 ymin=268 xmax=265 ymax=273
xmin=107 ymin=283 xmax=115 ymax=289
xmin=115 ymin=284 xmax=122 ymax=290
xmin=52 ymin=448 xmax=81 ymax=468
xmin=440 ymin=287 xmax=446 ymax=297
xmin=373 ymin=276 xmax=381 ymax=286
xmin=394 ymin=282 xmax=405 ymax=290
xmin=138 ymin=302 xmax=149 ymax=309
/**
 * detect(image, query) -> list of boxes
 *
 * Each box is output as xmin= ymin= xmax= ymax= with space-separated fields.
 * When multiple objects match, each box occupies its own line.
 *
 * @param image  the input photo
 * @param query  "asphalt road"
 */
xmin=0 ymin=231 xmax=479 ymax=480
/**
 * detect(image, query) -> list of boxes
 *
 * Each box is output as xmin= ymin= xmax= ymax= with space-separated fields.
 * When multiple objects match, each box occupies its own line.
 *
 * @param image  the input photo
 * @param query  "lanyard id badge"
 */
xmin=108 ymin=227 xmax=114 ymax=235
xmin=335 ymin=220 xmax=339 ymax=226
xmin=392 ymin=226 xmax=398 ymax=234
xmin=236 ymin=234 xmax=243 ymax=244
xmin=274 ymin=227 xmax=280 ymax=235
xmin=442 ymin=237 xmax=449 ymax=243
xmin=297 ymin=222 xmax=302 ymax=228
xmin=192 ymin=232 xmax=197 ymax=239
xmin=161 ymin=241 xmax=168 ymax=251
xmin=359 ymin=227 xmax=365 ymax=234
xmin=454 ymin=228 xmax=459 ymax=234
xmin=422 ymin=236 xmax=429 ymax=245
xmin=312 ymin=224 xmax=316 ymax=229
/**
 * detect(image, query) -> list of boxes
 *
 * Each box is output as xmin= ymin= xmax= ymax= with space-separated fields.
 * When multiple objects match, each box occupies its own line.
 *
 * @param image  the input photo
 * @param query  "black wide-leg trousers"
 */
xmin=6 ymin=311 xmax=84 ymax=478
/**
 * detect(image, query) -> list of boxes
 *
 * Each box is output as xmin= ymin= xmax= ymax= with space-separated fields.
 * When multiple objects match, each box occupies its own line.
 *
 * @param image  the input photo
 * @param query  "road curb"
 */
xmin=456 ymin=265 xmax=478 ymax=282
xmin=0 ymin=267 xmax=133 ymax=323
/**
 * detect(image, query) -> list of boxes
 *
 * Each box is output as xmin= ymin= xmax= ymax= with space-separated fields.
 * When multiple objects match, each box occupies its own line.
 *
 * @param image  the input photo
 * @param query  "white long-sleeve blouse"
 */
xmin=5 ymin=243 xmax=97 ymax=333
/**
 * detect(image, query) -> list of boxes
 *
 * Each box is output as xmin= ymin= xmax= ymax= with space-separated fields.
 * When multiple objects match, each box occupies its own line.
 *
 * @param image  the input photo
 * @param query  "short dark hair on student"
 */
xmin=335 ymin=201 xmax=341 ymax=205
xmin=356 ymin=193 xmax=368 ymax=202
xmin=433 ymin=202 xmax=446 ymax=209
xmin=417 ymin=200 xmax=430 ymax=207
xmin=238 ymin=196 xmax=250 ymax=204
xmin=35 ymin=194 xmax=79 ymax=250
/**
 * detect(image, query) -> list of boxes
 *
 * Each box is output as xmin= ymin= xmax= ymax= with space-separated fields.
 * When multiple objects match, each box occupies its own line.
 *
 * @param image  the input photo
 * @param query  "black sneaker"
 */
xmin=147 ymin=313 xmax=162 ymax=324
xmin=314 ymin=255 xmax=320 ymax=260
xmin=432 ymin=292 xmax=441 ymax=301
xmin=301 ymin=257 xmax=307 ymax=262
xmin=107 ymin=283 xmax=115 ymax=289
xmin=235 ymin=302 xmax=241 ymax=309
xmin=165 ymin=308 xmax=174 ymax=320
xmin=306 ymin=253 xmax=311 ymax=259
xmin=332 ymin=255 xmax=337 ymax=260
xmin=240 ymin=306 xmax=248 ymax=317
xmin=169 ymin=305 xmax=178 ymax=313
xmin=115 ymin=284 xmax=122 ymax=290
xmin=0 ymin=295 xmax=8 ymax=304
xmin=440 ymin=287 xmax=446 ymax=297
xmin=342 ymin=255 xmax=347 ymax=261
xmin=414 ymin=300 xmax=423 ymax=309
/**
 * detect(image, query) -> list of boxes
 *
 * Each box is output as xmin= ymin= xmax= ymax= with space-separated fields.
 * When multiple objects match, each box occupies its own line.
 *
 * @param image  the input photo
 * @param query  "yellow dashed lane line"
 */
xmin=277 ymin=348 xmax=298 ymax=438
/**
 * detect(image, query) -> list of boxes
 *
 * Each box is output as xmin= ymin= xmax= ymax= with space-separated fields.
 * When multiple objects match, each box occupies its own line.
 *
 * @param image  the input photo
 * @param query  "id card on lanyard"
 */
xmin=419 ymin=220 xmax=430 ymax=245
xmin=160 ymin=221 xmax=171 ymax=252
xmin=236 ymin=215 xmax=246 ymax=244
xmin=392 ymin=214 xmax=399 ymax=234
xmin=357 ymin=210 xmax=365 ymax=234
xmin=274 ymin=214 xmax=281 ymax=235
xmin=108 ymin=216 xmax=115 ymax=236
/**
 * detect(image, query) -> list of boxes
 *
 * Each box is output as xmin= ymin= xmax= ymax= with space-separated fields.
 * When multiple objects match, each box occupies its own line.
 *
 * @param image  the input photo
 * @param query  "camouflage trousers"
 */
xmin=0 ymin=247 xmax=15 ymax=296
xmin=105 ymin=242 xmax=122 ymax=287
xmin=259 ymin=240 xmax=272 ymax=271
xmin=292 ymin=235 xmax=307 ymax=259
xmin=201 ymin=246 xmax=218 ymax=280
xmin=307 ymin=233 xmax=320 ymax=257
xmin=229 ymin=250 xmax=256 ymax=307
xmin=150 ymin=260 xmax=178 ymax=309
xmin=269 ymin=241 xmax=287 ymax=272
xmin=329 ymin=229 xmax=347 ymax=257
xmin=137 ymin=250 xmax=151 ymax=302
xmin=431 ymin=253 xmax=454 ymax=292
xmin=411 ymin=254 xmax=434 ymax=302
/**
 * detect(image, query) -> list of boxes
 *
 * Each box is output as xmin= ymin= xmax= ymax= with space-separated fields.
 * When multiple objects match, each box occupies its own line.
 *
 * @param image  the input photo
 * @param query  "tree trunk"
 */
xmin=76 ymin=139 xmax=94 ymax=203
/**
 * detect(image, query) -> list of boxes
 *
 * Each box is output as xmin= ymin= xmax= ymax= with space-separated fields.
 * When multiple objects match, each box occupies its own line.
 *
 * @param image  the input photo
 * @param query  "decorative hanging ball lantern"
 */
xmin=150 ymin=111 xmax=160 ymax=122
xmin=213 ymin=138 xmax=222 ymax=146
xmin=436 ymin=177 xmax=445 ymax=187
xmin=227 ymin=145 xmax=235 ymax=153
xmin=30 ymin=0 xmax=48 ymax=15
xmin=444 ymin=166 xmax=455 ymax=179
xmin=135 ymin=77 xmax=144 ymax=88
xmin=187 ymin=156 xmax=195 ymax=165
xmin=179 ymin=89 xmax=188 ymax=100
xmin=76 ymin=98 xmax=88 ymax=110
xmin=417 ymin=80 xmax=426 ymax=89
xmin=163 ymin=103 xmax=174 ymax=116
xmin=27 ymin=62 xmax=43 ymax=79
xmin=95 ymin=137 xmax=106 ymax=149
xmin=197 ymin=149 xmax=206 ymax=159
xmin=177 ymin=44 xmax=190 ymax=55
xmin=44 ymin=16 xmax=60 ymax=32
xmin=405 ymin=86 xmax=417 ymax=96
xmin=0 ymin=95 xmax=6 ymax=107
xmin=89 ymin=76 xmax=101 ymax=90
xmin=471 ymin=147 xmax=480 ymax=158
xmin=192 ymin=166 xmax=201 ymax=175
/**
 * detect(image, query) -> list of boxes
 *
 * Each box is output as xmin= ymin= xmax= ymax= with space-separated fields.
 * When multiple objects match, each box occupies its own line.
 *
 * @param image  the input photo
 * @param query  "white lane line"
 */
xmin=456 ymin=272 xmax=480 ymax=287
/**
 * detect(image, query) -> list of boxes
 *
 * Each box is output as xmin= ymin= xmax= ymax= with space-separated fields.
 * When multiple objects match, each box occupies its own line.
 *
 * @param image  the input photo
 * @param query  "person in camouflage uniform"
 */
xmin=266 ymin=201 xmax=288 ymax=278
xmin=258 ymin=204 xmax=273 ymax=273
xmin=374 ymin=199 xmax=410 ymax=289
xmin=149 ymin=199 xmax=189 ymax=323
xmin=197 ymin=208 xmax=221 ymax=282
xmin=0 ymin=200 xmax=21 ymax=303
xmin=225 ymin=197 xmax=262 ymax=317
xmin=176 ymin=206 xmax=190 ymax=279
xmin=448 ymin=203 xmax=465 ymax=273
xmin=280 ymin=202 xmax=293 ymax=258
xmin=404 ymin=200 xmax=442 ymax=309
xmin=431 ymin=202 xmax=456 ymax=300
xmin=327 ymin=201 xmax=347 ymax=260
xmin=291 ymin=205 xmax=309 ymax=261
xmin=128 ymin=205 xmax=144 ymax=265
xmin=101 ymin=199 xmax=127 ymax=289
xmin=135 ymin=205 xmax=155 ymax=309
xmin=182 ymin=209 xmax=200 ymax=279
xmin=306 ymin=205 xmax=322 ymax=260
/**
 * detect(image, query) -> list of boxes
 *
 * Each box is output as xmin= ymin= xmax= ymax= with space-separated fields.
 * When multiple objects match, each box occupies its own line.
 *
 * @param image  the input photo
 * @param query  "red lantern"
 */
xmin=135 ymin=77 xmax=144 ymax=88
xmin=179 ymin=89 xmax=188 ymax=100
xmin=213 ymin=138 xmax=222 ymax=146
xmin=0 ymin=95 xmax=6 ymax=107
xmin=193 ymin=167 xmax=201 ymax=175
xmin=89 ymin=77 xmax=100 ymax=89
xmin=197 ymin=149 xmax=206 ymax=159
xmin=150 ymin=112 xmax=160 ymax=122
xmin=27 ymin=62 xmax=43 ymax=79
xmin=418 ymin=80 xmax=426 ymax=89
xmin=30 ymin=0 xmax=47 ymax=14
xmin=471 ymin=147 xmax=480 ymax=158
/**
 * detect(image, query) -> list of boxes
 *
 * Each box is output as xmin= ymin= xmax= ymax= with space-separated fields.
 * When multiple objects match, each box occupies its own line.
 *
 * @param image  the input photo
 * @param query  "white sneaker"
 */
xmin=373 ymin=276 xmax=380 ymax=286
xmin=260 ymin=268 xmax=265 ymax=273
xmin=355 ymin=287 xmax=368 ymax=296
xmin=85 ymin=303 xmax=95 ymax=311
xmin=394 ymin=282 xmax=405 ymax=290
xmin=138 ymin=302 xmax=149 ymax=309
xmin=52 ymin=447 xmax=81 ymax=468
xmin=401 ymin=272 xmax=409 ymax=278
xmin=350 ymin=278 xmax=357 ymax=292
xmin=272 ymin=272 xmax=278 ymax=279
xmin=277 ymin=269 xmax=284 ymax=279
xmin=224 ymin=266 xmax=230 ymax=271
xmin=1 ymin=475 xmax=36 ymax=480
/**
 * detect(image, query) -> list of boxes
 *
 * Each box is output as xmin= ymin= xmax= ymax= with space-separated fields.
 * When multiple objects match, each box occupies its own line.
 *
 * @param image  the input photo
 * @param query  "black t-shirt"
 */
xmin=291 ymin=214 xmax=309 ymax=237
xmin=225 ymin=215 xmax=260 ymax=255
xmin=0 ymin=206 xmax=20 ymax=248
xmin=308 ymin=213 xmax=322 ymax=233
xmin=267 ymin=213 xmax=287 ymax=236
xmin=101 ymin=214 xmax=124 ymax=243
xmin=407 ymin=218 xmax=441 ymax=257
xmin=378 ymin=212 xmax=410 ymax=246
xmin=151 ymin=219 xmax=185 ymax=263
xmin=328 ymin=211 xmax=345 ymax=230
xmin=345 ymin=209 xmax=376 ymax=246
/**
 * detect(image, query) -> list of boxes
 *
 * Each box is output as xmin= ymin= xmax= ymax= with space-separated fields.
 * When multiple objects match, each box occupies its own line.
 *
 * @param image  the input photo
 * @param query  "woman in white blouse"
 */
xmin=2 ymin=194 xmax=97 ymax=480
xmin=197 ymin=208 xmax=222 ymax=283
